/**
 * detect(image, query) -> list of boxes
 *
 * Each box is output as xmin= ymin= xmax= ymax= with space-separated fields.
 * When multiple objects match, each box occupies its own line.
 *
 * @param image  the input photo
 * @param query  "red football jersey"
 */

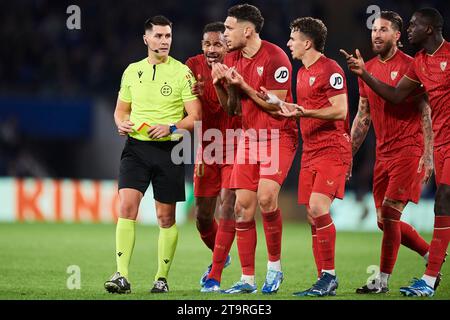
xmin=224 ymin=40 xmax=297 ymax=140
xmin=186 ymin=54 xmax=241 ymax=145
xmin=405 ymin=40 xmax=450 ymax=148
xmin=359 ymin=49 xmax=424 ymax=159
xmin=296 ymin=55 xmax=351 ymax=166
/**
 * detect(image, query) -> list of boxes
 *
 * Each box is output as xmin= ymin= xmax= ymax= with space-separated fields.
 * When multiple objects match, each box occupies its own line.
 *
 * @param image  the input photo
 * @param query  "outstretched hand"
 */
xmin=340 ymin=49 xmax=366 ymax=76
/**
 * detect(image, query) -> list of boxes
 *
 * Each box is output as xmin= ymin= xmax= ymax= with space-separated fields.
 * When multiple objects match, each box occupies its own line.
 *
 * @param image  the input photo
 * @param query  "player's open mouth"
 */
xmin=373 ymin=40 xmax=383 ymax=45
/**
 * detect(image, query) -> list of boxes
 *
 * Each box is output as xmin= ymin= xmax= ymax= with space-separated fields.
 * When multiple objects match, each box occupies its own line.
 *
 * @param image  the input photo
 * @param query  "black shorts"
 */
xmin=118 ymin=137 xmax=185 ymax=203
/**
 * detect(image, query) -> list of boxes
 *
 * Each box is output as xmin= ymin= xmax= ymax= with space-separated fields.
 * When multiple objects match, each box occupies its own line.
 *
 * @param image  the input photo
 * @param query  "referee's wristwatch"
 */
xmin=169 ymin=123 xmax=177 ymax=134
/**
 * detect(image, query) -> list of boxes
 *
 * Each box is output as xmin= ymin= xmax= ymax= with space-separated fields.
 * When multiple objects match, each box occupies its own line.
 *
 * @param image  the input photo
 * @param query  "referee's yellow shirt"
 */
xmin=119 ymin=56 xmax=198 ymax=141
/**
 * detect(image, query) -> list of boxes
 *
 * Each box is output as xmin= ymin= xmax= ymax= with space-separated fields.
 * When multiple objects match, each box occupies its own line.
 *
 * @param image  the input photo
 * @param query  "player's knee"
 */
xmin=434 ymin=184 xmax=450 ymax=216
xmin=308 ymin=202 xmax=327 ymax=217
xmin=219 ymin=197 xmax=236 ymax=220
xmin=257 ymin=193 xmax=277 ymax=212
xmin=119 ymin=201 xmax=139 ymax=220
xmin=195 ymin=211 xmax=213 ymax=231
xmin=382 ymin=198 xmax=405 ymax=212
xmin=157 ymin=215 xmax=175 ymax=228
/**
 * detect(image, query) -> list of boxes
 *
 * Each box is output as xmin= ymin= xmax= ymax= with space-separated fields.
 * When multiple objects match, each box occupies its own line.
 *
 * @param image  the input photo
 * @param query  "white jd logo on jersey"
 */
xmin=391 ymin=71 xmax=398 ymax=80
xmin=329 ymin=73 xmax=344 ymax=89
xmin=441 ymin=61 xmax=447 ymax=71
xmin=274 ymin=66 xmax=289 ymax=83
xmin=309 ymin=77 xmax=316 ymax=86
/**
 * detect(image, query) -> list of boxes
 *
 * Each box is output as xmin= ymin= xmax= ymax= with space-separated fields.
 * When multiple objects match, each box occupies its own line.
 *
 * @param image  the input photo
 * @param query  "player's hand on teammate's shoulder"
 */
xmin=340 ymin=48 xmax=366 ymax=76
xmin=117 ymin=120 xmax=134 ymax=136
xmin=192 ymin=74 xmax=205 ymax=96
xmin=147 ymin=124 xmax=170 ymax=139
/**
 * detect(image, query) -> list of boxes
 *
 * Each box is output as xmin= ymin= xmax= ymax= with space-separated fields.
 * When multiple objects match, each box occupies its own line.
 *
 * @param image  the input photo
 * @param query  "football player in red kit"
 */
xmin=349 ymin=11 xmax=434 ymax=294
xmin=260 ymin=17 xmax=351 ymax=297
xmin=185 ymin=22 xmax=241 ymax=292
xmin=203 ymin=4 xmax=298 ymax=294
xmin=342 ymin=7 xmax=449 ymax=297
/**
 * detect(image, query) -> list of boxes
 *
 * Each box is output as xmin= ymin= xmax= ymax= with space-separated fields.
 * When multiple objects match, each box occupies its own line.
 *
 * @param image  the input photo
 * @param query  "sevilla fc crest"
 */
xmin=440 ymin=61 xmax=447 ymax=71
xmin=309 ymin=76 xmax=316 ymax=86
xmin=390 ymin=71 xmax=398 ymax=80
xmin=257 ymin=66 xmax=264 ymax=76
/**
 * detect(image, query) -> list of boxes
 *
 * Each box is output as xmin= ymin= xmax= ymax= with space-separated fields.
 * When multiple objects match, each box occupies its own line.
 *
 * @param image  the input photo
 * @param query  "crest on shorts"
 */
xmin=309 ymin=76 xmax=316 ymax=86
xmin=440 ymin=61 xmax=447 ymax=71
xmin=390 ymin=71 xmax=398 ymax=80
xmin=257 ymin=66 xmax=264 ymax=76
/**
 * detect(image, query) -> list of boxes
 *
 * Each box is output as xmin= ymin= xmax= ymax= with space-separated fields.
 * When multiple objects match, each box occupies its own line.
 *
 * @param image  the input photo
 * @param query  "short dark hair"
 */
xmin=415 ymin=7 xmax=444 ymax=31
xmin=379 ymin=11 xmax=403 ymax=31
xmin=203 ymin=22 xmax=225 ymax=34
xmin=227 ymin=4 xmax=264 ymax=33
xmin=290 ymin=17 xmax=327 ymax=53
xmin=144 ymin=15 xmax=172 ymax=32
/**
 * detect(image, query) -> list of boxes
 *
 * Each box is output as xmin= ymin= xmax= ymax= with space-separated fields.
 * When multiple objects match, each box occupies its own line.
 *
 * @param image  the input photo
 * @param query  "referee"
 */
xmin=104 ymin=15 xmax=201 ymax=294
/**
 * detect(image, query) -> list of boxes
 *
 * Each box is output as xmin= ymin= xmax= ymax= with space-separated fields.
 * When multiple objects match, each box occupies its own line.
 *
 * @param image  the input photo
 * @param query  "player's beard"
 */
xmin=372 ymin=39 xmax=394 ymax=57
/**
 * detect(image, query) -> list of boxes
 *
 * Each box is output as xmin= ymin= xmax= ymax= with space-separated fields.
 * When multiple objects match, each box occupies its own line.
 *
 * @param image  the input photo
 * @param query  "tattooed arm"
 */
xmin=351 ymin=96 xmax=371 ymax=156
xmin=417 ymin=96 xmax=433 ymax=183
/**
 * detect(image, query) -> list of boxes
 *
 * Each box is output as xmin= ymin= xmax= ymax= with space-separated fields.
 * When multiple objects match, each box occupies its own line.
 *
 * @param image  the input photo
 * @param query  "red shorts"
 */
xmin=434 ymin=145 xmax=450 ymax=186
xmin=193 ymin=142 xmax=236 ymax=197
xmin=193 ymin=162 xmax=234 ymax=197
xmin=230 ymin=136 xmax=298 ymax=191
xmin=298 ymin=158 xmax=349 ymax=204
xmin=372 ymin=156 xmax=424 ymax=208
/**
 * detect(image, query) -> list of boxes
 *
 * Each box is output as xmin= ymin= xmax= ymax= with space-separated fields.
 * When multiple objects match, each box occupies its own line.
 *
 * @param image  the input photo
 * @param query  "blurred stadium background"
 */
xmin=0 ymin=0 xmax=449 ymax=300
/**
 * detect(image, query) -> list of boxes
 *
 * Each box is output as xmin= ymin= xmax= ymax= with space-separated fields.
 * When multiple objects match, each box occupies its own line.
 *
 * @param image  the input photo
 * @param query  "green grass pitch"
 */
xmin=1 ymin=221 xmax=449 ymax=300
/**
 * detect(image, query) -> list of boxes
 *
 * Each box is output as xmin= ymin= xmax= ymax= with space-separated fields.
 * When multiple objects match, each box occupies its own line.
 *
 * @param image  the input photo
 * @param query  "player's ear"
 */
xmin=143 ymin=35 xmax=147 ymax=46
xmin=305 ymin=39 xmax=313 ymax=51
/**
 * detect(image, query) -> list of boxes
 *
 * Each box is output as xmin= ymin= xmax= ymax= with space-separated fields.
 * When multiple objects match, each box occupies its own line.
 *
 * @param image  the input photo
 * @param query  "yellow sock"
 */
xmin=116 ymin=218 xmax=136 ymax=279
xmin=155 ymin=224 xmax=178 ymax=281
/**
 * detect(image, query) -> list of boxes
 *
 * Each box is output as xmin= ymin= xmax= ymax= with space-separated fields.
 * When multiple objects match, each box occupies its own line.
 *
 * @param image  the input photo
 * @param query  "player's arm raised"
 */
xmin=114 ymin=98 xmax=134 ymax=136
xmin=340 ymin=49 xmax=419 ymax=104
xmin=351 ymin=97 xmax=371 ymax=156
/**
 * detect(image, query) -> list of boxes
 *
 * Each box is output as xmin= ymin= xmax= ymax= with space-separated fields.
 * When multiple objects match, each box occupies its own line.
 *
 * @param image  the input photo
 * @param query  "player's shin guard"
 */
xmin=155 ymin=224 xmax=178 ymax=281
xmin=209 ymin=219 xmax=236 ymax=282
xmin=314 ymin=214 xmax=336 ymax=271
xmin=116 ymin=218 xmax=136 ymax=279
xmin=311 ymin=225 xmax=322 ymax=278
xmin=380 ymin=206 xmax=402 ymax=274
xmin=236 ymin=220 xmax=257 ymax=276
xmin=425 ymin=216 xmax=450 ymax=277
xmin=261 ymin=209 xmax=282 ymax=262
xmin=379 ymin=216 xmax=430 ymax=257
xmin=199 ymin=219 xmax=218 ymax=252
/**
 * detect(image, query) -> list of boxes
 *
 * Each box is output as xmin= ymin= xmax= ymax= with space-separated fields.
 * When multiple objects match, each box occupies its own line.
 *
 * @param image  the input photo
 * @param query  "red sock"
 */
xmin=261 ymin=209 xmax=282 ymax=262
xmin=236 ymin=220 xmax=257 ymax=275
xmin=378 ymin=220 xmax=430 ymax=257
xmin=314 ymin=213 xmax=336 ymax=270
xmin=208 ymin=219 xmax=235 ymax=282
xmin=311 ymin=225 xmax=322 ymax=277
xmin=199 ymin=219 xmax=218 ymax=251
xmin=425 ymin=216 xmax=450 ymax=277
xmin=380 ymin=206 xmax=402 ymax=274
